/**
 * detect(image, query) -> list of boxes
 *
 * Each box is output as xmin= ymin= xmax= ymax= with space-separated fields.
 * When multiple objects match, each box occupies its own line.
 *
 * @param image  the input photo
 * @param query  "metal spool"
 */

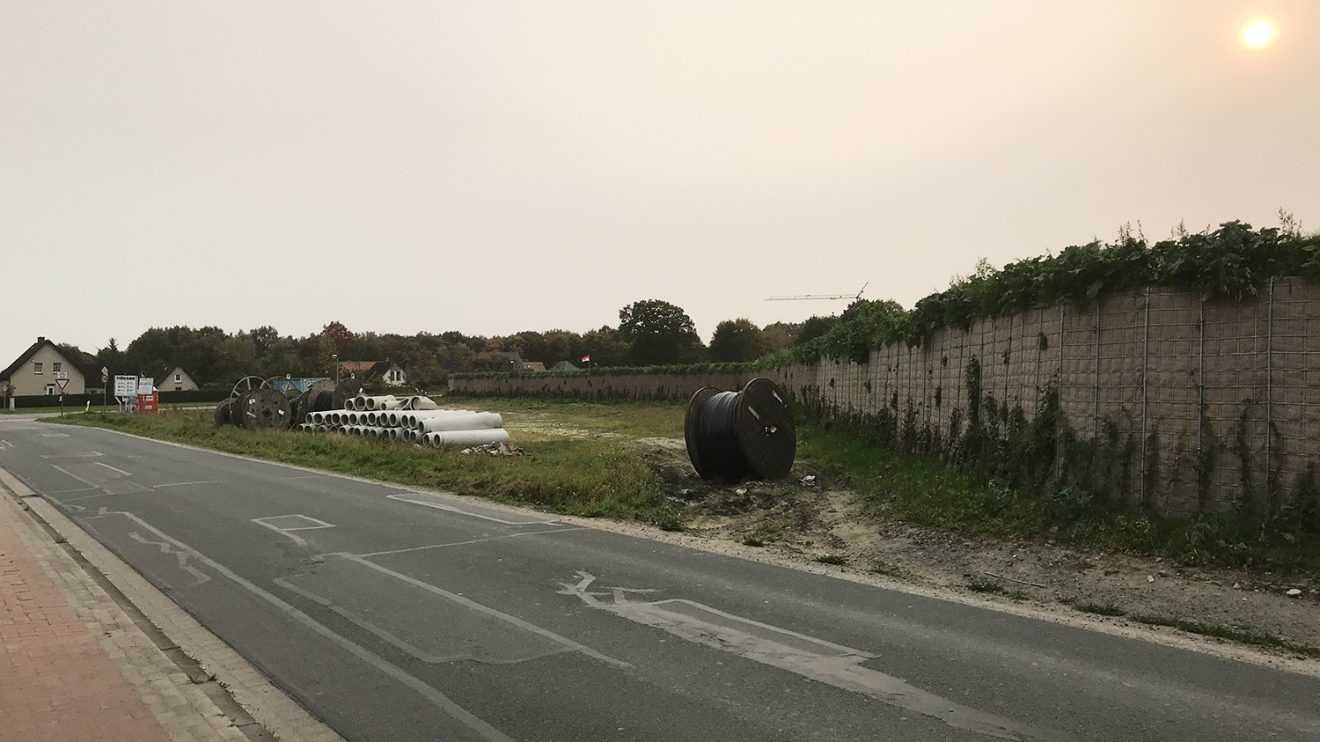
xmin=304 ymin=380 xmax=336 ymax=411
xmin=684 ymin=378 xmax=795 ymax=481
xmin=236 ymin=388 xmax=293 ymax=430
xmin=331 ymin=378 xmax=362 ymax=410
xmin=290 ymin=391 xmax=309 ymax=425
xmin=213 ymin=398 xmax=233 ymax=426
xmin=229 ymin=376 xmax=268 ymax=399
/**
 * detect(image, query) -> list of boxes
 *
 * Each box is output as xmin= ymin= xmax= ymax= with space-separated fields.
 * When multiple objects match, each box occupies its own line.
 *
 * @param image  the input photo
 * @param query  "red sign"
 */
xmin=138 ymin=392 xmax=159 ymax=415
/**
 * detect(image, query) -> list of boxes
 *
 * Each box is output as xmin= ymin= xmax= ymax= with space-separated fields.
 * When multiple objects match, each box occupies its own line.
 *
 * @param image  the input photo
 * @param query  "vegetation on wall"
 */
xmin=792 ymin=221 xmax=1320 ymax=363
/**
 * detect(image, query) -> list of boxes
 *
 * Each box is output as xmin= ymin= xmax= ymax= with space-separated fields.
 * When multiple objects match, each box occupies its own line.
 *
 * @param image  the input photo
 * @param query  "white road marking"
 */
xmin=84 ymin=509 xmax=514 ymax=742
xmin=387 ymin=493 xmax=558 ymax=525
xmin=353 ymin=526 xmax=586 ymax=559
xmin=346 ymin=556 xmax=628 ymax=669
xmin=251 ymin=515 xmax=336 ymax=547
xmin=561 ymin=572 xmax=1072 ymax=742
xmin=95 ymin=462 xmax=132 ymax=476
xmin=0 ymin=440 xmax=13 ymax=450
xmin=40 ymin=451 xmax=103 ymax=459
xmin=152 ymin=480 xmax=221 ymax=489
xmin=127 ymin=532 xmax=211 ymax=586
xmin=49 ymin=463 xmax=98 ymax=488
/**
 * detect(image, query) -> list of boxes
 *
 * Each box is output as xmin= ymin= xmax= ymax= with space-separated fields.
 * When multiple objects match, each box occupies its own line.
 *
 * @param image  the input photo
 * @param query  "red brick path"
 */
xmin=0 ymin=513 xmax=171 ymax=742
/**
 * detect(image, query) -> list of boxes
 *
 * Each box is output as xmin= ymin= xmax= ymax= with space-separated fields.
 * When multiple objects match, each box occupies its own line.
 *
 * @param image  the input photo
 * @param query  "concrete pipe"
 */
xmin=404 ymin=410 xmax=478 ymax=430
xmin=422 ymin=429 xmax=510 ymax=449
xmin=316 ymin=424 xmax=328 ymax=433
xmin=416 ymin=412 xmax=504 ymax=434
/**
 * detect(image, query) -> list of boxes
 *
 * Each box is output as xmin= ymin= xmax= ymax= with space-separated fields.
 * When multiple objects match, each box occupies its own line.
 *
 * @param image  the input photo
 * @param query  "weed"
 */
xmin=814 ymin=554 xmax=847 ymax=566
xmin=868 ymin=560 xmax=903 ymax=577
xmin=965 ymin=578 xmax=1006 ymax=594
xmin=741 ymin=536 xmax=765 ymax=547
xmin=1130 ymin=613 xmax=1320 ymax=658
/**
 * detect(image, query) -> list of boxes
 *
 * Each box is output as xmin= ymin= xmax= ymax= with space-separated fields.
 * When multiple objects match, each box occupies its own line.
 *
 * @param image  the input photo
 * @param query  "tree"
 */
xmin=318 ymin=321 xmax=354 ymax=373
xmin=761 ymin=322 xmax=799 ymax=354
xmin=708 ymin=319 xmax=769 ymax=362
xmin=579 ymin=326 xmax=628 ymax=367
xmin=617 ymin=300 xmax=705 ymax=365
xmin=796 ymin=315 xmax=838 ymax=345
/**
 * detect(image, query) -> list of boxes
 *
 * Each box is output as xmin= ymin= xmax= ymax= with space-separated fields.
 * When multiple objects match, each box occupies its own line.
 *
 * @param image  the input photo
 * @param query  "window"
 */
xmin=33 ymin=362 xmax=43 ymax=374
xmin=53 ymin=362 xmax=62 ymax=373
xmin=175 ymin=373 xmax=181 ymax=382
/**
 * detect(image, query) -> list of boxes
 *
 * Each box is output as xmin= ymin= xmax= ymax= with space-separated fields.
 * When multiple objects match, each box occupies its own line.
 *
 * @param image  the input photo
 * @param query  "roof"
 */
xmin=521 ymin=361 xmax=546 ymax=372
xmin=338 ymin=360 xmax=401 ymax=380
xmin=0 ymin=338 xmax=70 ymax=382
xmin=550 ymin=360 xmax=581 ymax=372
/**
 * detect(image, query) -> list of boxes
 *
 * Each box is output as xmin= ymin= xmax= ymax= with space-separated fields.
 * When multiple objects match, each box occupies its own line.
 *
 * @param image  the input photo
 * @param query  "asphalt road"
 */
xmin=1 ymin=416 xmax=1318 ymax=741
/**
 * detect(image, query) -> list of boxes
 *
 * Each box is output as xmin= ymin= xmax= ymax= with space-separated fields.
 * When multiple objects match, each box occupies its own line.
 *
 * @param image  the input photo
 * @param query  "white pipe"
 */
xmin=416 ymin=413 xmax=504 ymax=433
xmin=422 ymin=429 xmax=510 ymax=449
xmin=316 ymin=424 xmax=328 ymax=433
xmin=403 ymin=410 xmax=479 ymax=430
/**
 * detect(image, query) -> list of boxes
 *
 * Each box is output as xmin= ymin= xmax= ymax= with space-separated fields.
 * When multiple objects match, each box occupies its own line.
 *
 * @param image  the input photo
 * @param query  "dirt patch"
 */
xmin=635 ymin=438 xmax=1320 ymax=658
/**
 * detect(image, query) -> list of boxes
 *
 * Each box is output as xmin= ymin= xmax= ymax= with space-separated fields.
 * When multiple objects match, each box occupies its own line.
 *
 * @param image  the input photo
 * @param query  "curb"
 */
xmin=0 ymin=467 xmax=344 ymax=742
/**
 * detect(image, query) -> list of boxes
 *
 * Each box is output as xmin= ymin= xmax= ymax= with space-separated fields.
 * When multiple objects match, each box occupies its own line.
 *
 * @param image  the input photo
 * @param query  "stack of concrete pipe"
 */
xmin=297 ymin=395 xmax=508 ymax=449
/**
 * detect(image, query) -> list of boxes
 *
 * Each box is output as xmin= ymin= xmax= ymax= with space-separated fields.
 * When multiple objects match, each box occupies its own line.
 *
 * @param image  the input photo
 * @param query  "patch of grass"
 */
xmin=1072 ymin=601 xmax=1126 ymax=617
xmin=798 ymin=421 xmax=1320 ymax=575
xmin=965 ymin=577 xmax=1006 ymax=594
xmin=56 ymin=410 xmax=673 ymax=522
xmin=1130 ymin=613 xmax=1320 ymax=658
xmin=741 ymin=536 xmax=765 ymax=547
xmin=449 ymin=396 xmax=685 ymax=440
xmin=868 ymin=560 xmax=904 ymax=578
xmin=814 ymin=554 xmax=847 ymax=566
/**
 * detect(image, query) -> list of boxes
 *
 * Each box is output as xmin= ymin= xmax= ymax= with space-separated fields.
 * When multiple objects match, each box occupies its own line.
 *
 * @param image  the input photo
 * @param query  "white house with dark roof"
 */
xmin=0 ymin=337 xmax=87 ymax=397
xmin=156 ymin=365 xmax=199 ymax=392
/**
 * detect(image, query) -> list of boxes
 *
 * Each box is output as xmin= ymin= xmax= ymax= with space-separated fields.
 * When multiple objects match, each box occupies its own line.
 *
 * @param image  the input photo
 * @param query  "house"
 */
xmin=550 ymin=360 xmax=581 ymax=372
xmin=0 ymin=337 xmax=88 ymax=397
xmin=521 ymin=361 xmax=546 ymax=372
xmin=156 ymin=366 xmax=199 ymax=392
xmin=338 ymin=360 xmax=407 ymax=386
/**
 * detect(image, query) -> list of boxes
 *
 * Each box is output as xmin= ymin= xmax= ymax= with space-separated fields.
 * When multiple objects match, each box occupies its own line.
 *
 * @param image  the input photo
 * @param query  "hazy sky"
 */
xmin=3 ymin=1 xmax=1318 ymax=357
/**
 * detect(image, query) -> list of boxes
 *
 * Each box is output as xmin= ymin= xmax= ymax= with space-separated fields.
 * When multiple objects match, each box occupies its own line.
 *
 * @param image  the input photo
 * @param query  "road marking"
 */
xmin=353 ymin=526 xmax=586 ymax=559
xmin=386 ymin=493 xmax=559 ymax=525
xmin=345 ymin=556 xmax=628 ymax=669
xmin=251 ymin=515 xmax=336 ymax=547
xmin=95 ymin=462 xmax=132 ymax=476
xmin=40 ymin=451 xmax=103 ymax=459
xmin=274 ymin=578 xmax=572 ymax=666
xmin=0 ymin=440 xmax=12 ymax=450
xmin=49 ymin=463 xmax=98 ymax=488
xmin=560 ymin=571 xmax=1072 ymax=742
xmin=152 ymin=480 xmax=221 ymax=489
xmin=127 ymin=532 xmax=211 ymax=587
xmin=83 ymin=509 xmax=514 ymax=742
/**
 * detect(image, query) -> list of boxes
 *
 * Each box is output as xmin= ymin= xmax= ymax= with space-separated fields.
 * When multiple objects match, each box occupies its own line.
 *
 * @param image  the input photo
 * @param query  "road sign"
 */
xmin=55 ymin=377 xmax=70 ymax=393
xmin=114 ymin=375 xmax=138 ymax=399
xmin=101 ymin=366 xmax=109 ymax=383
xmin=55 ymin=370 xmax=68 ymax=380
xmin=137 ymin=377 xmax=154 ymax=395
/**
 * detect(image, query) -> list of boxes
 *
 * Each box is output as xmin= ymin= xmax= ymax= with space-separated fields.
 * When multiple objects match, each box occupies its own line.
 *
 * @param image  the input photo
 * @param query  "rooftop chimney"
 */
xmin=37 ymin=336 xmax=45 ymax=343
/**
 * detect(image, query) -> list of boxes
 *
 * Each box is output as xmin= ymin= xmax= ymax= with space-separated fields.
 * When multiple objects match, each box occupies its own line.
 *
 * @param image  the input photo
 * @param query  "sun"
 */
xmin=1242 ymin=18 xmax=1277 ymax=49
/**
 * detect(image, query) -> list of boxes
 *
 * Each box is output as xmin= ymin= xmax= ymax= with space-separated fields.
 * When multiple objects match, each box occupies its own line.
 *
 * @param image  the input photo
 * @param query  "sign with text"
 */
xmin=137 ymin=378 xmax=154 ymax=395
xmin=114 ymin=375 xmax=138 ymax=399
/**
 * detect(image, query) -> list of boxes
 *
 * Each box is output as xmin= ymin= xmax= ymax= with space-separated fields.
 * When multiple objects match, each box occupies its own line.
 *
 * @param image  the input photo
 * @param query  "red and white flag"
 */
xmin=580 ymin=354 xmax=591 ymax=364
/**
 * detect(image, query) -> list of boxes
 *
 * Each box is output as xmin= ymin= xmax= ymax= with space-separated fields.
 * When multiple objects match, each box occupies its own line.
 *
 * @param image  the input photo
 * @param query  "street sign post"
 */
xmin=114 ymin=375 xmax=138 ymax=411
xmin=101 ymin=366 xmax=109 ymax=408
xmin=55 ymin=372 xmax=69 ymax=416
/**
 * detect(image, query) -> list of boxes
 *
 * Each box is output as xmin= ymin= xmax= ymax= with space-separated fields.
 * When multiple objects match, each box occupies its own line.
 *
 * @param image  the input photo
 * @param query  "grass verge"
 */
xmin=1129 ymin=613 xmax=1320 ymax=659
xmin=797 ymin=422 xmax=1320 ymax=575
xmin=55 ymin=410 xmax=681 ymax=525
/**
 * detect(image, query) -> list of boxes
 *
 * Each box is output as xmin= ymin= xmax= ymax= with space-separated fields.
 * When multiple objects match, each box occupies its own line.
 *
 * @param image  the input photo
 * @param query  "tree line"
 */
xmin=54 ymin=299 xmax=834 ymax=389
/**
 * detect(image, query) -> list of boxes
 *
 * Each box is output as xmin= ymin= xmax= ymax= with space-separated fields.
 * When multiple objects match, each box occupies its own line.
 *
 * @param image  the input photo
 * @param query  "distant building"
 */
xmin=550 ymin=361 xmax=581 ymax=372
xmin=338 ymin=360 xmax=407 ymax=386
xmin=0 ymin=337 xmax=88 ymax=397
xmin=155 ymin=366 xmax=199 ymax=392
xmin=521 ymin=361 xmax=546 ymax=372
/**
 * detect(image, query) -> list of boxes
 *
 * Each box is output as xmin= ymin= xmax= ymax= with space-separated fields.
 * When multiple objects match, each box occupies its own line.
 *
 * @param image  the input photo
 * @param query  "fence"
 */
xmin=450 ymin=279 xmax=1320 ymax=517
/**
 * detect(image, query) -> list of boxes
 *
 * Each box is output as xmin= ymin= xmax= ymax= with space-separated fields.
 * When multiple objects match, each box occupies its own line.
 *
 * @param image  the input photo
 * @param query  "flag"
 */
xmin=580 ymin=354 xmax=591 ymax=364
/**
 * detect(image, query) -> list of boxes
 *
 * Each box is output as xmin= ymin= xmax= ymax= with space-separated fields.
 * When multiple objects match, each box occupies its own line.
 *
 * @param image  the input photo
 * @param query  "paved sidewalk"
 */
xmin=0 ymin=493 xmax=241 ymax=741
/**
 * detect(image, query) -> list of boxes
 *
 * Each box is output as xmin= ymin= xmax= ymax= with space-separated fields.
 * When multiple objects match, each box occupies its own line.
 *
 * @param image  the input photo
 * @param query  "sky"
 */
xmin=3 ymin=1 xmax=1318 ymax=358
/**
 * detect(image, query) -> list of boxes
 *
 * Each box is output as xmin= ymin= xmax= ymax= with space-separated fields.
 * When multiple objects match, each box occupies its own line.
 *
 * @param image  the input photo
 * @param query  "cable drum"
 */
xmin=684 ymin=378 xmax=795 ymax=481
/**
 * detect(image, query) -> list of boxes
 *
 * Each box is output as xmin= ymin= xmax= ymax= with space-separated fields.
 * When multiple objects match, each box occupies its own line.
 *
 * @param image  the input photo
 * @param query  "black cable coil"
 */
xmin=684 ymin=378 xmax=795 ymax=481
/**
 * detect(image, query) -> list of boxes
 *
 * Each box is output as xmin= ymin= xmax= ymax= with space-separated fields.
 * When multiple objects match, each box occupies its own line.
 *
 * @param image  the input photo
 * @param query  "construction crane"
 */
xmin=766 ymin=282 xmax=868 ymax=302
